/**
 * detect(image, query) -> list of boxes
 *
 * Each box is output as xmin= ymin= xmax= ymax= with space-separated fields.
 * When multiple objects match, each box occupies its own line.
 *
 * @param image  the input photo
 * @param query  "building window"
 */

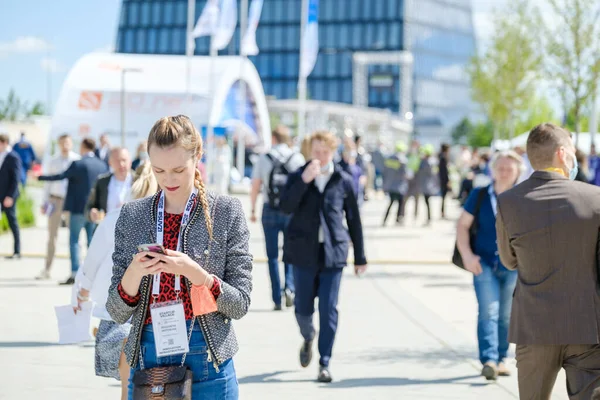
xmin=172 ymin=28 xmax=184 ymax=54
xmin=159 ymin=29 xmax=170 ymax=53
xmin=176 ymin=2 xmax=187 ymax=25
xmin=137 ymin=29 xmax=147 ymax=53
xmin=124 ymin=29 xmax=135 ymax=53
xmin=323 ymin=0 xmax=335 ymax=22
xmin=119 ymin=5 xmax=127 ymax=27
xmin=148 ymin=28 xmax=158 ymax=53
xmin=164 ymin=2 xmax=175 ymax=25
xmin=362 ymin=0 xmax=373 ymax=20
xmin=339 ymin=24 xmax=349 ymax=48
xmin=140 ymin=2 xmax=151 ymax=26
xmin=342 ymin=79 xmax=352 ymax=103
xmin=128 ymin=2 xmax=139 ymax=26
xmin=389 ymin=22 xmax=401 ymax=48
xmin=152 ymin=2 xmax=162 ymax=25
xmin=374 ymin=0 xmax=385 ymax=19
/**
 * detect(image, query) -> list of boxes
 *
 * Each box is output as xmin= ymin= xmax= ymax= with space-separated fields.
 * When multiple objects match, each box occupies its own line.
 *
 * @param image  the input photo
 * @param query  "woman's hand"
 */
xmin=120 ymin=252 xmax=164 ymax=297
xmin=464 ymin=254 xmax=483 ymax=276
xmin=73 ymin=288 xmax=90 ymax=314
xmin=153 ymin=249 xmax=213 ymax=287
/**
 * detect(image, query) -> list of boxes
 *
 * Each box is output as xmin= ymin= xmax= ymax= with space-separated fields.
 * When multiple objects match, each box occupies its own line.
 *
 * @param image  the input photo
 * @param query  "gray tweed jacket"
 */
xmin=106 ymin=191 xmax=253 ymax=368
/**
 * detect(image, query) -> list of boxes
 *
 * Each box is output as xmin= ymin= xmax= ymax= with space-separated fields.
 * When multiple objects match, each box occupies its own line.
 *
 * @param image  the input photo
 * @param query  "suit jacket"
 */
xmin=0 ymin=151 xmax=22 ymax=203
xmin=496 ymin=170 xmax=600 ymax=345
xmin=39 ymin=154 xmax=108 ymax=214
xmin=85 ymin=173 xmax=111 ymax=220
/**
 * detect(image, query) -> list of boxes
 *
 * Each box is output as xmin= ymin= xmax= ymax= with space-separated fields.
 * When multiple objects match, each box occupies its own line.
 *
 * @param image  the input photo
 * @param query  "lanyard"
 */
xmin=488 ymin=184 xmax=498 ymax=217
xmin=153 ymin=188 xmax=198 ymax=297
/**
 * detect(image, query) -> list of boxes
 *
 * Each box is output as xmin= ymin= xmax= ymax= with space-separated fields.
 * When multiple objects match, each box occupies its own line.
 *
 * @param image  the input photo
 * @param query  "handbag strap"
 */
xmin=469 ymin=185 xmax=489 ymax=237
xmin=138 ymin=194 xmax=221 ymax=370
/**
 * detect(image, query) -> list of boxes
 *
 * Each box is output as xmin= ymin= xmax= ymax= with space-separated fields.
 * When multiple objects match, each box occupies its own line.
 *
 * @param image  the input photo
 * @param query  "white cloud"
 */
xmin=40 ymin=57 xmax=63 ymax=73
xmin=0 ymin=36 xmax=53 ymax=56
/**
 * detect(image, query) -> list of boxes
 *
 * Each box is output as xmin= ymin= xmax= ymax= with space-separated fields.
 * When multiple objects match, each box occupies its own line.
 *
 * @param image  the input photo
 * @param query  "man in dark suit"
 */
xmin=496 ymin=123 xmax=600 ymax=399
xmin=86 ymin=147 xmax=132 ymax=223
xmin=94 ymin=133 xmax=111 ymax=166
xmin=0 ymin=134 xmax=22 ymax=259
xmin=38 ymin=138 xmax=108 ymax=284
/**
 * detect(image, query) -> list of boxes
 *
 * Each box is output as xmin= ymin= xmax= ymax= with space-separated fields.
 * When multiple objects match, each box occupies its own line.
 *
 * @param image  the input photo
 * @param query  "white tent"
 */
xmin=49 ymin=52 xmax=271 ymax=156
xmin=494 ymin=132 xmax=596 ymax=154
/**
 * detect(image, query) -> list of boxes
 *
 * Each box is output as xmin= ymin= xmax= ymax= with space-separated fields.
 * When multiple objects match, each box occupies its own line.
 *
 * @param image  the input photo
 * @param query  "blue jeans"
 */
xmin=69 ymin=213 xmax=95 ymax=274
xmin=293 ymin=251 xmax=343 ymax=367
xmin=128 ymin=321 xmax=238 ymax=400
xmin=473 ymin=262 xmax=518 ymax=365
xmin=262 ymin=204 xmax=294 ymax=305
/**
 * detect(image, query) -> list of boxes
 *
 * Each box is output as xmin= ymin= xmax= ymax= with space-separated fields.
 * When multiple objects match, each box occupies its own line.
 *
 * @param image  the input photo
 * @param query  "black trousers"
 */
xmin=423 ymin=195 xmax=432 ymax=221
xmin=2 ymin=204 xmax=20 ymax=254
xmin=383 ymin=192 xmax=404 ymax=224
xmin=441 ymin=186 xmax=449 ymax=217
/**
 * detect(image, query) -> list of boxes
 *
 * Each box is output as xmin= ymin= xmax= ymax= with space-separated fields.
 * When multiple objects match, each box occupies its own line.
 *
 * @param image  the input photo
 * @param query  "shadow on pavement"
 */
xmin=238 ymin=371 xmax=300 ymax=384
xmin=423 ymin=282 xmax=473 ymax=290
xmin=323 ymin=374 xmax=483 ymax=389
xmin=339 ymin=347 xmax=478 ymax=367
xmin=0 ymin=341 xmax=62 ymax=348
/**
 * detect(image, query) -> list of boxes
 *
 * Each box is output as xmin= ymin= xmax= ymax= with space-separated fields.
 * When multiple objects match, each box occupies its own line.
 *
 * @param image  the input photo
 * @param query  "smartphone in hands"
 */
xmin=137 ymin=243 xmax=167 ymax=260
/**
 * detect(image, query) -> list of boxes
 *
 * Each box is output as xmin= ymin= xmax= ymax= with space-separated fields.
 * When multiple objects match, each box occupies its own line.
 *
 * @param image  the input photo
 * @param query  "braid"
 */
xmin=195 ymin=168 xmax=213 ymax=240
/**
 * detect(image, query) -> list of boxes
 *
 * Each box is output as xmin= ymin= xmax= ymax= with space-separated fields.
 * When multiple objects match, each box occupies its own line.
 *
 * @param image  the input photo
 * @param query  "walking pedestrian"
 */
xmin=131 ymin=140 xmax=148 ymax=171
xmin=280 ymin=130 xmax=367 ymax=383
xmin=38 ymin=138 xmax=108 ymax=285
xmin=456 ymin=150 xmax=523 ymax=380
xmin=213 ymin=136 xmax=232 ymax=195
xmin=382 ymin=141 xmax=411 ymax=226
xmin=13 ymin=131 xmax=36 ymax=186
xmin=96 ymin=133 xmax=111 ymax=165
xmin=0 ymin=133 xmax=22 ymax=259
xmin=404 ymin=140 xmax=422 ymax=221
xmin=496 ymin=123 xmax=600 ymax=399
xmin=106 ymin=115 xmax=252 ymax=399
xmin=72 ymin=161 xmax=158 ymax=400
xmin=37 ymin=134 xmax=80 ymax=279
xmin=86 ymin=148 xmax=133 ymax=224
xmin=250 ymin=126 xmax=304 ymax=310
xmin=438 ymin=143 xmax=451 ymax=219
xmin=415 ymin=144 xmax=440 ymax=226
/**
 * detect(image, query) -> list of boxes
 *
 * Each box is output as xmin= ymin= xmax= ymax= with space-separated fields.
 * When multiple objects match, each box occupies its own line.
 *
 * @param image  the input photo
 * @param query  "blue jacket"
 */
xmin=13 ymin=140 xmax=36 ymax=170
xmin=280 ymin=162 xmax=367 ymax=269
xmin=39 ymin=154 xmax=108 ymax=214
xmin=0 ymin=151 xmax=22 ymax=203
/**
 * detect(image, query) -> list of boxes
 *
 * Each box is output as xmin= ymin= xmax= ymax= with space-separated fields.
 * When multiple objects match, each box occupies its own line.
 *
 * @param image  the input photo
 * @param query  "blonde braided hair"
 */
xmin=148 ymin=115 xmax=213 ymax=239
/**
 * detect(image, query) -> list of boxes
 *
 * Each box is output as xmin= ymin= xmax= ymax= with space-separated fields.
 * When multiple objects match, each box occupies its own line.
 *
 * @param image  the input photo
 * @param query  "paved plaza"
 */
xmin=0 ymin=189 xmax=568 ymax=399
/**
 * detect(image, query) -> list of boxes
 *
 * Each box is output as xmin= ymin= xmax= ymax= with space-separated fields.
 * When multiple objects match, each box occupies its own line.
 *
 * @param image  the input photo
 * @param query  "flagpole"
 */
xmin=186 ymin=0 xmax=195 ymax=111
xmin=237 ymin=0 xmax=248 ymax=177
xmin=297 ymin=0 xmax=308 ymax=141
xmin=206 ymin=36 xmax=218 ymax=187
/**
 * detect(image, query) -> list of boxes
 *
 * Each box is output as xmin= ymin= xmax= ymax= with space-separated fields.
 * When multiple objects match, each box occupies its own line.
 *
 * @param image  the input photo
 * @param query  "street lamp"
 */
xmin=120 ymin=67 xmax=142 ymax=147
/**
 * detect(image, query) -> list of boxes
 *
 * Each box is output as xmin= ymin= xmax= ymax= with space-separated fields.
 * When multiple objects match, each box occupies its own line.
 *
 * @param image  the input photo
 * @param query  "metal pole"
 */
xmin=297 ymin=0 xmax=308 ymax=141
xmin=120 ymin=70 xmax=126 ymax=147
xmin=206 ymin=39 xmax=218 ymax=185
xmin=591 ymin=91 xmax=598 ymax=148
xmin=237 ymin=0 xmax=248 ymax=178
xmin=46 ymin=49 xmax=52 ymax=115
xmin=185 ymin=0 xmax=196 ymax=110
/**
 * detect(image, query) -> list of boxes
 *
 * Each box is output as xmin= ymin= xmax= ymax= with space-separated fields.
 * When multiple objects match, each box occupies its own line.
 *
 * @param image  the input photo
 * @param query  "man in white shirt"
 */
xmin=95 ymin=133 xmax=111 ymax=165
xmin=37 ymin=134 xmax=80 ymax=279
xmin=86 ymin=148 xmax=132 ymax=224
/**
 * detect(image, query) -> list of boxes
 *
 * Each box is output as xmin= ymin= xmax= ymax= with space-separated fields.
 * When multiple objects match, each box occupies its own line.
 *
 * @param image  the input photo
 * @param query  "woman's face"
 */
xmin=493 ymin=156 xmax=520 ymax=185
xmin=149 ymin=144 xmax=197 ymax=198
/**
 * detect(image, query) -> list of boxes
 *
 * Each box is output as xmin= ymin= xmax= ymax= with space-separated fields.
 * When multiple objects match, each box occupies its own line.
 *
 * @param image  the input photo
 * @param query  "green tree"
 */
xmin=543 ymin=0 xmax=600 ymax=145
xmin=25 ymin=102 xmax=46 ymax=117
xmin=468 ymin=0 xmax=542 ymax=140
xmin=469 ymin=121 xmax=495 ymax=148
xmin=0 ymin=89 xmax=23 ymax=121
xmin=514 ymin=96 xmax=560 ymax=135
xmin=450 ymin=118 xmax=474 ymax=144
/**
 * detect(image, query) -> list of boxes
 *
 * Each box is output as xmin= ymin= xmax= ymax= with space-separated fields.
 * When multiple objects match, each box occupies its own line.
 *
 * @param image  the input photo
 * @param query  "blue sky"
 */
xmin=0 ymin=0 xmax=499 ymax=114
xmin=0 ymin=0 xmax=121 ymax=112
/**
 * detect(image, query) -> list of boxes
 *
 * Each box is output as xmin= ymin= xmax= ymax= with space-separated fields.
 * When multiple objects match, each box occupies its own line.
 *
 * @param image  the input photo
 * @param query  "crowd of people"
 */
xmin=3 ymin=118 xmax=600 ymax=399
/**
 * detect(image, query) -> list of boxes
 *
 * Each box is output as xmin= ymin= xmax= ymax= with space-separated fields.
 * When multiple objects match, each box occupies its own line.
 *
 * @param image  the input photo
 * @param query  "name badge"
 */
xmin=150 ymin=300 xmax=189 ymax=358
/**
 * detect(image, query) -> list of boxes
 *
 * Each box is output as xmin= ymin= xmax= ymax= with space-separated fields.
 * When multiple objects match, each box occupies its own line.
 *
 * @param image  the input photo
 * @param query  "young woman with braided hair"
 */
xmin=106 ymin=115 xmax=253 ymax=399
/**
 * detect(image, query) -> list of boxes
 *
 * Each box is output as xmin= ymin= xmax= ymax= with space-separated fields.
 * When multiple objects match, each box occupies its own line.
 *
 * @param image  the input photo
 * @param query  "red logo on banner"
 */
xmin=79 ymin=124 xmax=91 ymax=136
xmin=78 ymin=91 xmax=103 ymax=110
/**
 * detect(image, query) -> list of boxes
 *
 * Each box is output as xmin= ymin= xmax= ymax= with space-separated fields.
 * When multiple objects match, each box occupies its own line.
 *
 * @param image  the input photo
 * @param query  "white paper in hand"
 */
xmin=54 ymin=302 xmax=94 ymax=344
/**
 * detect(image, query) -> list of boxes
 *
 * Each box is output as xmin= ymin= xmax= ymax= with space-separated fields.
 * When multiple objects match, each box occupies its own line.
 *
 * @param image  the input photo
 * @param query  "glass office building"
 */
xmin=116 ymin=0 xmax=476 ymax=139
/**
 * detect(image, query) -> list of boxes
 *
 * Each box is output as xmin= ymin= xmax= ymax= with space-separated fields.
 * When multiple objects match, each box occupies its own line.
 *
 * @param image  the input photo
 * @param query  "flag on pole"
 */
xmin=300 ymin=0 xmax=319 ymax=78
xmin=213 ymin=0 xmax=238 ymax=50
xmin=241 ymin=0 xmax=264 ymax=56
xmin=192 ymin=0 xmax=220 ymax=38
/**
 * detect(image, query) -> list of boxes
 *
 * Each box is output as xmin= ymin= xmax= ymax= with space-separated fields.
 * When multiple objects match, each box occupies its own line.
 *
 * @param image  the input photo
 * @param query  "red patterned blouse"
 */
xmin=117 ymin=203 xmax=221 ymax=325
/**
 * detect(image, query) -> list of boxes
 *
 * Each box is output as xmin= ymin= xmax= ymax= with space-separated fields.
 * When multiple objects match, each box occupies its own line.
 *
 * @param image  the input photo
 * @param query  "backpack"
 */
xmin=266 ymin=152 xmax=295 ymax=209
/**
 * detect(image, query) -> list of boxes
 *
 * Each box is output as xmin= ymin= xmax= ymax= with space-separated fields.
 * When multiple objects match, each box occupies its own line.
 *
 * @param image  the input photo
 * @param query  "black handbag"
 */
xmin=132 ymin=317 xmax=196 ymax=400
xmin=452 ymin=186 xmax=489 ymax=269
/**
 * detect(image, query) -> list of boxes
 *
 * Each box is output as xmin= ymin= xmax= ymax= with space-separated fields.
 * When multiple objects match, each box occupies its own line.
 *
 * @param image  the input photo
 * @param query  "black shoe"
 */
xmin=60 ymin=276 xmax=75 ymax=285
xmin=284 ymin=289 xmax=294 ymax=308
xmin=482 ymin=362 xmax=498 ymax=381
xmin=317 ymin=366 xmax=333 ymax=383
xmin=300 ymin=340 xmax=313 ymax=368
xmin=5 ymin=253 xmax=21 ymax=260
xmin=274 ymin=304 xmax=283 ymax=311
